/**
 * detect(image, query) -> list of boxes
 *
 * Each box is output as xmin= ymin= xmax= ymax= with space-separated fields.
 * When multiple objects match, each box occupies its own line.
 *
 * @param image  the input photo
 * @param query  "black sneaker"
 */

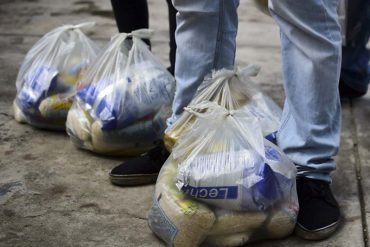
xmin=295 ymin=177 xmax=341 ymax=240
xmin=109 ymin=143 xmax=170 ymax=186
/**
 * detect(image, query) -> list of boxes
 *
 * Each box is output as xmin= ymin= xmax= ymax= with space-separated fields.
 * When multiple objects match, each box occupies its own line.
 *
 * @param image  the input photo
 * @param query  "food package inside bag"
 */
xmin=172 ymin=102 xmax=298 ymax=212
xmin=148 ymin=155 xmax=216 ymax=247
xmin=148 ymin=154 xmax=297 ymax=247
xmin=67 ymin=29 xmax=175 ymax=155
xmin=13 ymin=22 xmax=100 ymax=130
xmin=164 ymin=66 xmax=282 ymax=151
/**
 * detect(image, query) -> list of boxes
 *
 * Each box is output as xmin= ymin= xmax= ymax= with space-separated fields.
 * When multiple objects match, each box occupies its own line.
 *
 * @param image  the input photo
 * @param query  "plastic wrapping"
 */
xmin=13 ymin=22 xmax=100 ymax=130
xmin=164 ymin=66 xmax=282 ymax=151
xmin=66 ymin=29 xmax=175 ymax=156
xmin=173 ymin=102 xmax=297 ymax=212
xmin=148 ymin=155 xmax=298 ymax=247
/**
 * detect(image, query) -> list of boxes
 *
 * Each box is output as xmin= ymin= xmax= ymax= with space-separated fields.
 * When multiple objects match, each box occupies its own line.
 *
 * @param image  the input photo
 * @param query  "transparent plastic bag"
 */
xmin=13 ymin=22 xmax=100 ymax=130
xmin=164 ymin=66 xmax=282 ymax=151
xmin=148 ymin=154 xmax=298 ymax=247
xmin=172 ymin=102 xmax=297 ymax=212
xmin=66 ymin=29 xmax=175 ymax=156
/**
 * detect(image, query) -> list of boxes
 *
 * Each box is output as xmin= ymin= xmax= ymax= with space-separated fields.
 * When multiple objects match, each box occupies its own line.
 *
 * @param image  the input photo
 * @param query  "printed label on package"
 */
xmin=182 ymin=185 xmax=238 ymax=200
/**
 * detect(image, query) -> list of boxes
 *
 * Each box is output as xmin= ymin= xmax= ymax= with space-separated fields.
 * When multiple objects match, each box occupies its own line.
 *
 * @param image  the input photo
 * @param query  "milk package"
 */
xmin=66 ymin=29 xmax=175 ymax=156
xmin=173 ymin=102 xmax=297 ymax=212
xmin=13 ymin=22 xmax=100 ymax=130
xmin=164 ymin=65 xmax=282 ymax=152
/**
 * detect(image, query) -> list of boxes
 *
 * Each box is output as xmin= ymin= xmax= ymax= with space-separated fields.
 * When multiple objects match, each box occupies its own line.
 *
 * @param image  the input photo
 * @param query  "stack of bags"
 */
xmin=66 ymin=29 xmax=175 ymax=156
xmin=148 ymin=67 xmax=298 ymax=247
xmin=13 ymin=22 xmax=100 ymax=130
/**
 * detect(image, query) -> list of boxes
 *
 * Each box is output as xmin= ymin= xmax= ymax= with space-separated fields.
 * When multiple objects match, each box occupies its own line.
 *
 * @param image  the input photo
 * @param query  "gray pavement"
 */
xmin=0 ymin=0 xmax=369 ymax=246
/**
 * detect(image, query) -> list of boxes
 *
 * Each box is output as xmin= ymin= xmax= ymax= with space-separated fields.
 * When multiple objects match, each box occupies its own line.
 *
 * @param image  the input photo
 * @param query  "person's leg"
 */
xmin=269 ymin=0 xmax=342 ymax=239
xmin=110 ymin=0 xmax=151 ymax=46
xmin=110 ymin=0 xmax=149 ymax=32
xmin=166 ymin=0 xmax=178 ymax=75
xmin=340 ymin=0 xmax=370 ymax=98
xmin=167 ymin=0 xmax=239 ymax=125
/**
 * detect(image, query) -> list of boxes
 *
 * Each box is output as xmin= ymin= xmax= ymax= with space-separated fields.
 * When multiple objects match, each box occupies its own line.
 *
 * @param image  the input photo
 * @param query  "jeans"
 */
xmin=170 ymin=0 xmax=342 ymax=182
xmin=341 ymin=0 xmax=370 ymax=92
xmin=168 ymin=0 xmax=239 ymax=124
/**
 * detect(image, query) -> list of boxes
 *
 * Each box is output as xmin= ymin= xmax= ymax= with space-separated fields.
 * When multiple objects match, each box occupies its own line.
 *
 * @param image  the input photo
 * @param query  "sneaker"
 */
xmin=295 ymin=177 xmax=341 ymax=240
xmin=109 ymin=143 xmax=170 ymax=186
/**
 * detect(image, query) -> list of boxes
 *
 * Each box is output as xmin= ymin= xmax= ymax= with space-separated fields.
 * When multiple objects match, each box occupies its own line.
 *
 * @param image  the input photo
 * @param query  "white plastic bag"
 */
xmin=67 ymin=29 xmax=175 ymax=155
xmin=148 ymin=154 xmax=297 ymax=247
xmin=172 ymin=102 xmax=297 ymax=212
xmin=164 ymin=66 xmax=282 ymax=151
xmin=13 ymin=22 xmax=100 ymax=130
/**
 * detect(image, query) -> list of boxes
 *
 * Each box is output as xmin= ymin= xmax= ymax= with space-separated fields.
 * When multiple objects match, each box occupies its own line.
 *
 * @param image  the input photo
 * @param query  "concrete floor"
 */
xmin=0 ymin=0 xmax=369 ymax=246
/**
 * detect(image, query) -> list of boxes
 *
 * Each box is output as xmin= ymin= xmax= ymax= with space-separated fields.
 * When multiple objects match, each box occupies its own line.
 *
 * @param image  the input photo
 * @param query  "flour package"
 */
xmin=172 ymin=102 xmax=297 ymax=212
xmin=148 ymin=155 xmax=298 ymax=247
xmin=164 ymin=66 xmax=282 ymax=151
xmin=13 ymin=22 xmax=100 ymax=130
xmin=66 ymin=29 xmax=175 ymax=156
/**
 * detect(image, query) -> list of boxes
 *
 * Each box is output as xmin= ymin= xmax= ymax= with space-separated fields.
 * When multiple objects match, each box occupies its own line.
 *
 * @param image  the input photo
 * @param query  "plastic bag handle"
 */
xmin=184 ymin=101 xmax=232 ymax=119
xmin=184 ymin=101 xmax=266 ymax=158
xmin=110 ymin=29 xmax=154 ymax=42
xmin=128 ymin=29 xmax=154 ymax=40
xmin=211 ymin=64 xmax=261 ymax=82
xmin=61 ymin=21 xmax=96 ymax=31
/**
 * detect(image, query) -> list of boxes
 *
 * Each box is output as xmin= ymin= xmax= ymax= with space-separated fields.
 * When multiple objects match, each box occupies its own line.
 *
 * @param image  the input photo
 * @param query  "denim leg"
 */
xmin=341 ymin=1 xmax=370 ymax=92
xmin=167 ymin=0 xmax=239 ymax=125
xmin=269 ymin=0 xmax=342 ymax=182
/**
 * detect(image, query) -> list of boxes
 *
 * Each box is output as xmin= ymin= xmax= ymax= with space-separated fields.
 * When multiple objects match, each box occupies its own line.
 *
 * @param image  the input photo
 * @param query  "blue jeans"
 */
xmin=170 ymin=0 xmax=342 ymax=182
xmin=341 ymin=0 xmax=370 ymax=92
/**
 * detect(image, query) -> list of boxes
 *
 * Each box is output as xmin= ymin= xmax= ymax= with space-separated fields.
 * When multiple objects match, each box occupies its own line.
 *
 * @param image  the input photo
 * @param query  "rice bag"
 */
xmin=13 ymin=22 xmax=100 ymax=130
xmin=172 ymin=102 xmax=297 ymax=212
xmin=148 ymin=155 xmax=297 ymax=247
xmin=164 ymin=66 xmax=282 ymax=151
xmin=66 ymin=29 xmax=175 ymax=155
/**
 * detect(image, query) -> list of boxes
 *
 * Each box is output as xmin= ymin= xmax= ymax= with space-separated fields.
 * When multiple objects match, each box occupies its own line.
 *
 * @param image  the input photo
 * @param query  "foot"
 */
xmin=295 ymin=177 xmax=341 ymax=240
xmin=339 ymin=79 xmax=367 ymax=99
xmin=109 ymin=143 xmax=170 ymax=186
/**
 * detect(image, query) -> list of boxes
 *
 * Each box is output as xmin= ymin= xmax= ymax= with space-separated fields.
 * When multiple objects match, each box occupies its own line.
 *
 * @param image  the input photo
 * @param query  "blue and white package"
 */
xmin=177 ymin=145 xmax=295 ymax=211
xmin=76 ymin=63 xmax=173 ymax=130
xmin=174 ymin=102 xmax=297 ymax=212
xmin=17 ymin=66 xmax=58 ymax=115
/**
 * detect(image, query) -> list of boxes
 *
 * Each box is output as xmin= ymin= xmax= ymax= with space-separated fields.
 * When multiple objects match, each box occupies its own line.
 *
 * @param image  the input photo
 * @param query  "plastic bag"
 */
xmin=148 ymin=155 xmax=297 ymax=247
xmin=66 ymin=29 xmax=175 ymax=156
xmin=172 ymin=102 xmax=297 ymax=212
xmin=13 ymin=22 xmax=100 ymax=130
xmin=164 ymin=66 xmax=282 ymax=151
